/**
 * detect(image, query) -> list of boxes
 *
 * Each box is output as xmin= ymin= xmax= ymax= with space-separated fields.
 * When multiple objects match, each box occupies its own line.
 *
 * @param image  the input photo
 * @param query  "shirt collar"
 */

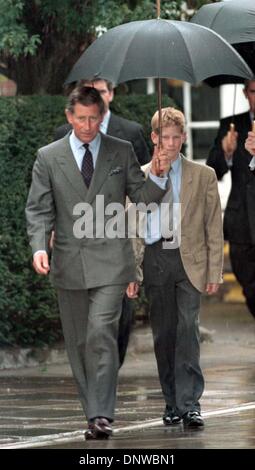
xmin=100 ymin=110 xmax=111 ymax=134
xmin=70 ymin=130 xmax=101 ymax=153
xmin=170 ymin=154 xmax=182 ymax=174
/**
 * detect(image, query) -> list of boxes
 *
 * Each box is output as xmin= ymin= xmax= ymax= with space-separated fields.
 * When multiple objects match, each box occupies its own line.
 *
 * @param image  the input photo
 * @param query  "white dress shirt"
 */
xmin=145 ymin=155 xmax=182 ymax=245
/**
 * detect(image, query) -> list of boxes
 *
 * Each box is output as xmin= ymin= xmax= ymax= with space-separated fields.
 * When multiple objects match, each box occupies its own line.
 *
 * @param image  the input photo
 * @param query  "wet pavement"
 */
xmin=0 ymin=296 xmax=254 ymax=455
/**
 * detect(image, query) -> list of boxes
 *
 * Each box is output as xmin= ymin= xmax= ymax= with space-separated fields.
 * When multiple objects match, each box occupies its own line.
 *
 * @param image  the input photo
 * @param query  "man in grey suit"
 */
xmin=26 ymin=86 xmax=170 ymax=440
xmin=54 ymin=79 xmax=151 ymax=367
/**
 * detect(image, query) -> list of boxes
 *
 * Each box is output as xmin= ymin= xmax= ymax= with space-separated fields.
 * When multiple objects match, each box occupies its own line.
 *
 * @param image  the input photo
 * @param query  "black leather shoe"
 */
xmin=84 ymin=422 xmax=98 ymax=440
xmin=95 ymin=417 xmax=113 ymax=438
xmin=85 ymin=417 xmax=113 ymax=440
xmin=163 ymin=406 xmax=182 ymax=425
xmin=183 ymin=411 xmax=204 ymax=428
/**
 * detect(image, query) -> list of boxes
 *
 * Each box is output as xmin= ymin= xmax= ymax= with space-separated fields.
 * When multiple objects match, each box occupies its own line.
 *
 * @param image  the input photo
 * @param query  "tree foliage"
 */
xmin=0 ymin=0 xmax=196 ymax=94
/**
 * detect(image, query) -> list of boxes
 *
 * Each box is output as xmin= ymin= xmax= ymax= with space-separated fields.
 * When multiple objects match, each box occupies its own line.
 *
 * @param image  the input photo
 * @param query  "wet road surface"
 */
xmin=0 ymin=299 xmax=254 ymax=451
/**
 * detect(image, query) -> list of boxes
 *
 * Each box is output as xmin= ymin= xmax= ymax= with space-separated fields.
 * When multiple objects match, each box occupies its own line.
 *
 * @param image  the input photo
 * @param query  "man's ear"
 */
xmin=109 ymin=90 xmax=114 ymax=103
xmin=65 ymin=109 xmax=73 ymax=125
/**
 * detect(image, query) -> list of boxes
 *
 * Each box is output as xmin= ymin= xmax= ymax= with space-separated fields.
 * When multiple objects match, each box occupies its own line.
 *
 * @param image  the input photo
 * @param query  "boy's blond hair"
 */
xmin=151 ymin=107 xmax=185 ymax=133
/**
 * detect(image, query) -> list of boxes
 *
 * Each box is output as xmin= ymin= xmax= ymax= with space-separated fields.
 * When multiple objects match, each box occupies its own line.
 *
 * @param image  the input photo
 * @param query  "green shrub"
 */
xmin=0 ymin=93 xmax=175 ymax=347
xmin=0 ymin=96 xmax=65 ymax=347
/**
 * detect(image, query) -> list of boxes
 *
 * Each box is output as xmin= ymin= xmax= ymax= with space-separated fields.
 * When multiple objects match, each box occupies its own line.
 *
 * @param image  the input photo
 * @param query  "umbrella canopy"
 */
xmin=191 ymin=0 xmax=255 ymax=87
xmin=191 ymin=0 xmax=255 ymax=45
xmin=65 ymin=19 xmax=252 ymax=86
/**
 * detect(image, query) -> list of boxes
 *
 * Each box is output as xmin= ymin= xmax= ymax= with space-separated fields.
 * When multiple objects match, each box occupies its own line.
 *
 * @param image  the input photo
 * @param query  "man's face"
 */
xmin=84 ymin=80 xmax=113 ymax=111
xmin=151 ymin=125 xmax=186 ymax=161
xmin=244 ymin=80 xmax=255 ymax=114
xmin=65 ymin=103 xmax=103 ymax=143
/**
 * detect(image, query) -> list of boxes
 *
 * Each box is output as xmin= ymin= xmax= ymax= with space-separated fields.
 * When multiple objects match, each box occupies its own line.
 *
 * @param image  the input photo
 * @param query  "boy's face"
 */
xmin=151 ymin=124 xmax=186 ymax=162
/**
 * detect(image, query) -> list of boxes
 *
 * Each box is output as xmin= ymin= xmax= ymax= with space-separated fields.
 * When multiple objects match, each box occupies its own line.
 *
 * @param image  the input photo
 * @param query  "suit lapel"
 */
xmin=55 ymin=136 xmax=88 ymax=200
xmin=55 ymin=134 xmax=119 ymax=204
xmin=107 ymin=113 xmax=121 ymax=139
xmin=85 ymin=133 xmax=118 ymax=205
xmin=180 ymin=156 xmax=193 ymax=221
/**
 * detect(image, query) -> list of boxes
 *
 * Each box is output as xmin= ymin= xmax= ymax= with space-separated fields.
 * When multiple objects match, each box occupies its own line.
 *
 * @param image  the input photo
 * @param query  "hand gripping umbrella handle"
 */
xmin=226 ymin=122 xmax=235 ymax=147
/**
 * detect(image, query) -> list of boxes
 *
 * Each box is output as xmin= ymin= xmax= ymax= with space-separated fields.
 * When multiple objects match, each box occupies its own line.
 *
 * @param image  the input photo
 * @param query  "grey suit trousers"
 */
xmin=144 ymin=243 xmax=204 ymax=417
xmin=57 ymin=284 xmax=126 ymax=421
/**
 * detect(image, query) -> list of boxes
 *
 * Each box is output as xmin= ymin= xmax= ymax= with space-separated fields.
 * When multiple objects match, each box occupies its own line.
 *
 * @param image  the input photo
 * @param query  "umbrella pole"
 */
xmin=156 ymin=0 xmax=161 ymax=18
xmin=156 ymin=0 xmax=162 ymax=175
xmin=228 ymin=84 xmax=237 ymax=138
xmin=232 ymin=84 xmax=237 ymax=120
xmin=156 ymin=78 xmax=163 ymax=177
xmin=157 ymin=78 xmax=162 ymax=148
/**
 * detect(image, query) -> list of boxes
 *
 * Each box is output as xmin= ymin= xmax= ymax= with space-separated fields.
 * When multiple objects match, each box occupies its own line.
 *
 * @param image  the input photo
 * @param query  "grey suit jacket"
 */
xmin=26 ymin=133 xmax=165 ymax=290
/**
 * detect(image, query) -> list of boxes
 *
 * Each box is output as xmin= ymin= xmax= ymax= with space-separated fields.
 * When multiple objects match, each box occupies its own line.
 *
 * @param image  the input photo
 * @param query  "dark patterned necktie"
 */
xmin=81 ymin=143 xmax=94 ymax=188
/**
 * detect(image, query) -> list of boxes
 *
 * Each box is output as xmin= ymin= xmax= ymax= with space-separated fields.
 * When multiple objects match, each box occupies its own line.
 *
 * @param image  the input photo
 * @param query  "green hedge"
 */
xmin=0 ymin=93 xmax=175 ymax=347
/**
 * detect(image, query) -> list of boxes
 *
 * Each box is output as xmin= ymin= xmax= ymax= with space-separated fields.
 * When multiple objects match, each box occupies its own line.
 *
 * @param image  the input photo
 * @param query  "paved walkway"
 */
xmin=0 ymin=296 xmax=254 ymax=453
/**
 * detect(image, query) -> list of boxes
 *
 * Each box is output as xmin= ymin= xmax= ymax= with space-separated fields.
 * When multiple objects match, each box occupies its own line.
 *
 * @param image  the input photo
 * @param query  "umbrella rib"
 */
xmin=165 ymin=21 xmax=196 ymax=83
xmin=114 ymin=23 xmax=158 ymax=81
xmin=207 ymin=3 xmax=226 ymax=30
xmin=99 ymin=22 xmax=146 ymax=83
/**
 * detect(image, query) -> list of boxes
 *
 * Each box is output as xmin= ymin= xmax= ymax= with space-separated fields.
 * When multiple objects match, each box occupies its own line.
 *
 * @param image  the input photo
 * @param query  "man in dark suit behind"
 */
xmin=54 ymin=79 xmax=151 ymax=367
xmin=207 ymin=79 xmax=255 ymax=319
xmin=26 ymin=86 xmax=170 ymax=439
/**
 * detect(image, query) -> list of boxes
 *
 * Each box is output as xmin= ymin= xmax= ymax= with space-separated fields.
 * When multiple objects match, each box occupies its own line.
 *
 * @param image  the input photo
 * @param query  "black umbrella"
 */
xmin=65 ymin=18 xmax=252 ymax=147
xmin=191 ymin=0 xmax=255 ymax=85
xmin=65 ymin=19 xmax=252 ymax=86
xmin=191 ymin=0 xmax=255 ymax=45
xmin=191 ymin=0 xmax=255 ymax=117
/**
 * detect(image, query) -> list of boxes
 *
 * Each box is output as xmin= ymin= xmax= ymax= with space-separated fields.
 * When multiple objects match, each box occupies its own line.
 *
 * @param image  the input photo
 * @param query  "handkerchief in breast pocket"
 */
xmin=108 ymin=166 xmax=123 ymax=176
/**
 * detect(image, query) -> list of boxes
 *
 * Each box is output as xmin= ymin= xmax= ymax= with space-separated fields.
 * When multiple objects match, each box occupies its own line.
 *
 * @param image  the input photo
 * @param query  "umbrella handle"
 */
xmin=253 ymin=121 xmax=255 ymax=133
xmin=227 ymin=122 xmax=235 ymax=146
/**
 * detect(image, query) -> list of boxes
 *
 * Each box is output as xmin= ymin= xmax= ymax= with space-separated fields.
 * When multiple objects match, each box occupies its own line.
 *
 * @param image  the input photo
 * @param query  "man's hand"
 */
xmin=222 ymin=125 xmax=238 ymax=159
xmin=33 ymin=252 xmax=50 ymax=275
xmin=245 ymin=131 xmax=255 ymax=156
xmin=126 ymin=282 xmax=139 ymax=299
xmin=151 ymin=145 xmax=171 ymax=176
xmin=206 ymin=283 xmax=219 ymax=295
